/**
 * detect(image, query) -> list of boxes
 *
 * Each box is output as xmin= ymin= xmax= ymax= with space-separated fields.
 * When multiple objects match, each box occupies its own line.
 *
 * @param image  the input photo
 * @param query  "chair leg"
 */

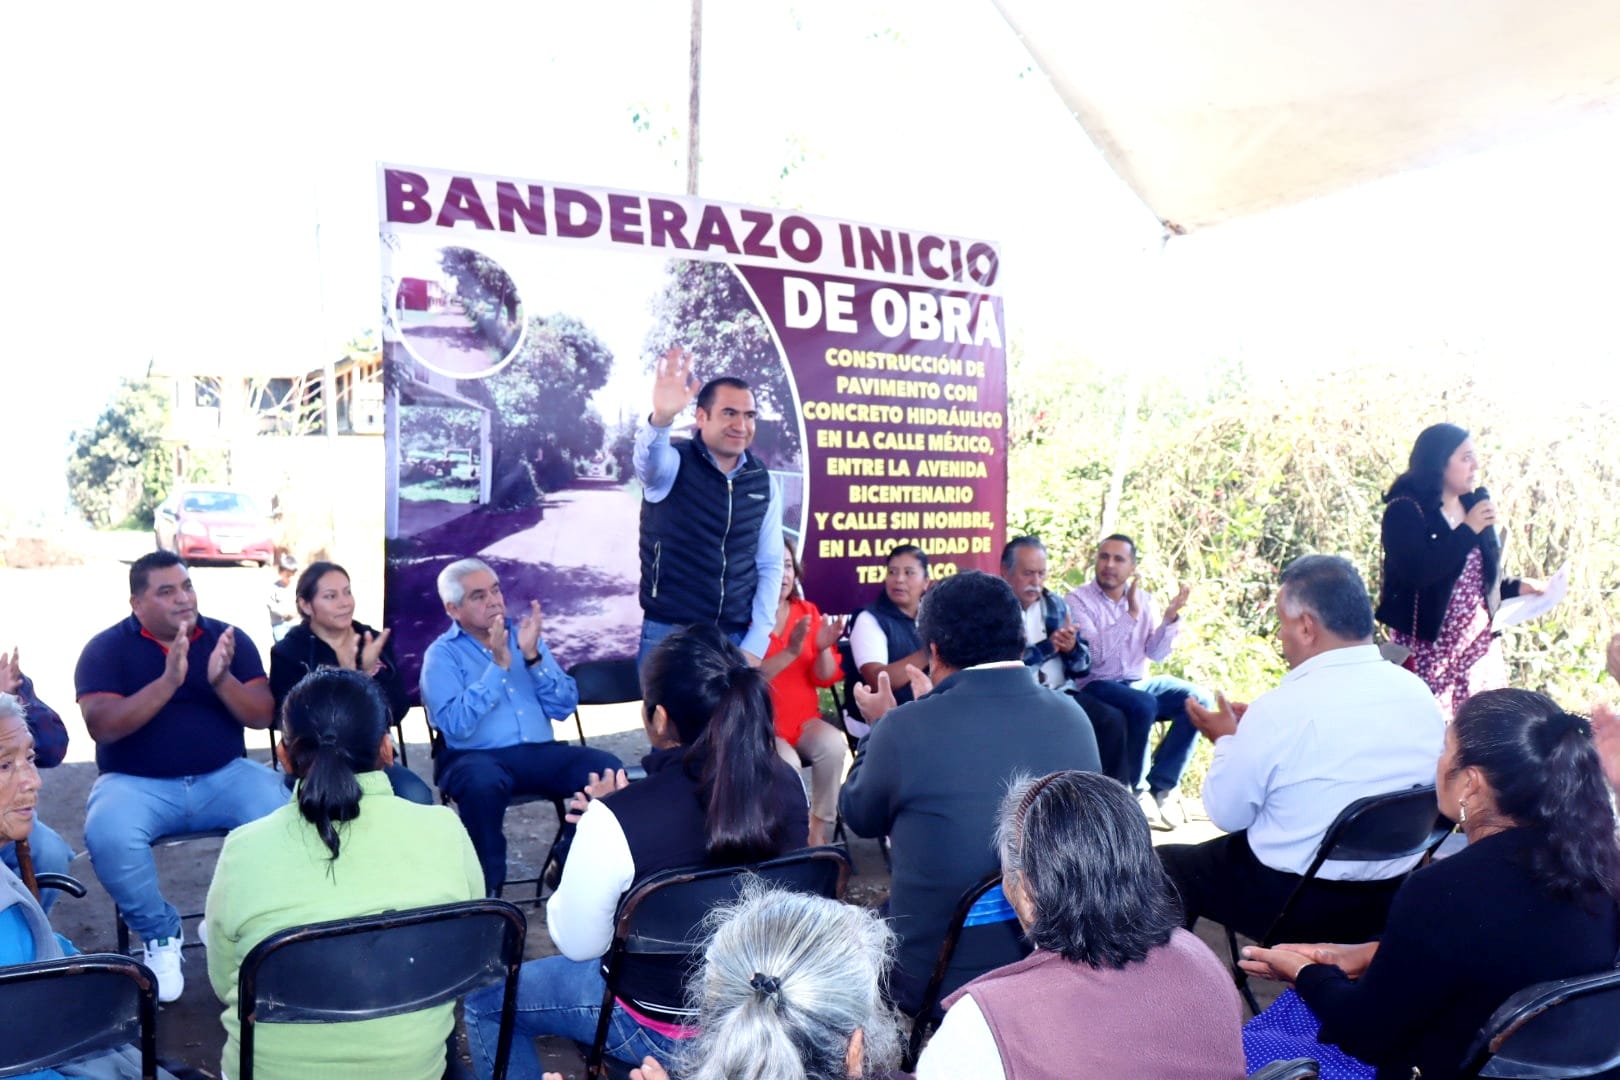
xmin=1227 ymin=926 xmax=1262 ymax=1016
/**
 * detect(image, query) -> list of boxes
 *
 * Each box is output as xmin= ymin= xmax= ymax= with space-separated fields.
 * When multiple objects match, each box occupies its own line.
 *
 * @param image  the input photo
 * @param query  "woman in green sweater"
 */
xmin=205 ymin=669 xmax=483 ymax=1080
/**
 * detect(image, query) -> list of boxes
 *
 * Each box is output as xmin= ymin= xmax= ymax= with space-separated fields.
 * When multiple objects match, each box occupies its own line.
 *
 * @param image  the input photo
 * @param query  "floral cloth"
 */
xmin=1390 ymin=546 xmax=1505 ymax=720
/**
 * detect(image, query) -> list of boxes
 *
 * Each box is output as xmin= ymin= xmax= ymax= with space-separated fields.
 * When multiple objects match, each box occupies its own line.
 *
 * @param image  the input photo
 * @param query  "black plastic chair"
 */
xmin=115 ymin=828 xmax=229 ymax=954
xmin=585 ymin=845 xmax=853 ymax=1076
xmin=903 ymin=871 xmax=1031 ymax=1070
xmin=565 ymin=658 xmax=642 ymax=746
xmin=236 ymin=898 xmax=527 ymax=1080
xmin=1456 ymin=967 xmax=1620 ymax=1078
xmin=1227 ymin=784 xmax=1453 ymax=1014
xmin=1248 ymin=1059 xmax=1320 ymax=1079
xmin=0 ymin=953 xmax=158 ymax=1080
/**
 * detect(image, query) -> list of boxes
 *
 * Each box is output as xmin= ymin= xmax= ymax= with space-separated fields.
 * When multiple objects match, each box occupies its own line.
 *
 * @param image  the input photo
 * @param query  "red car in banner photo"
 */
xmin=153 ymin=486 xmax=276 ymax=566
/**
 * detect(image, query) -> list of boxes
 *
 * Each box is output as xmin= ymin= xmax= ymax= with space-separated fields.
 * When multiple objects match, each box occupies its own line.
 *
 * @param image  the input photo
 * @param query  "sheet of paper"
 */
xmin=1492 ymin=561 xmax=1569 ymax=632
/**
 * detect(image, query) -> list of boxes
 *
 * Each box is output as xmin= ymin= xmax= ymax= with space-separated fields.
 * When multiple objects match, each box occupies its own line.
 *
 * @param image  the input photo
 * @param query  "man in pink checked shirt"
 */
xmin=1065 ymin=534 xmax=1214 ymax=831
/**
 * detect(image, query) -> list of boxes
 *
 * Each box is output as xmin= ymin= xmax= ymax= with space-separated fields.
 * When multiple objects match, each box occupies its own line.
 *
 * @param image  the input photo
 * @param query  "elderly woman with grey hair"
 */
xmin=916 ymin=771 xmax=1244 ymax=1078
xmin=544 ymin=885 xmax=909 ymax=1080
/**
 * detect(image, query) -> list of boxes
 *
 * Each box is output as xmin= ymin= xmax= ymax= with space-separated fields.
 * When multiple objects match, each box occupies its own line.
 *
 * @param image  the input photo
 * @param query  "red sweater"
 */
xmin=764 ymin=597 xmax=843 ymax=744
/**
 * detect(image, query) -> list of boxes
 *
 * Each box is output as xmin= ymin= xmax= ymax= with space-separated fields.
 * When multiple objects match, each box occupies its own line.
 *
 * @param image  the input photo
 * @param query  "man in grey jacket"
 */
xmin=839 ymin=570 xmax=1103 ymax=1013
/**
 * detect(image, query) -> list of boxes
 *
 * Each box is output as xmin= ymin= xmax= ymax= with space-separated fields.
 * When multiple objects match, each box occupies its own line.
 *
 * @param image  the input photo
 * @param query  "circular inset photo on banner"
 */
xmin=393 ymin=246 xmax=527 ymax=378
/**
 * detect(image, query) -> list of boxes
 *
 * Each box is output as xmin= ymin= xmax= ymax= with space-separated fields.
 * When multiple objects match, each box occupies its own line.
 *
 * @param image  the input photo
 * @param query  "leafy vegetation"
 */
xmin=1008 ymin=353 xmax=1620 ymax=710
xmin=66 ymin=377 xmax=170 ymax=529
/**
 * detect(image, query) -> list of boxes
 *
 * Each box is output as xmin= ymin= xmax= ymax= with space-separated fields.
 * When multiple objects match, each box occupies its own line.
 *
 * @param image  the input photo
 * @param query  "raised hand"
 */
xmin=516 ymin=600 xmax=543 ymax=662
xmin=359 ymin=627 xmax=392 ymax=673
xmin=0 ymin=648 xmax=20 ymax=695
xmin=814 ymin=614 xmax=847 ymax=652
xmin=650 ymin=345 xmax=697 ymax=426
xmin=1164 ymin=581 xmax=1192 ymax=622
xmin=854 ymin=670 xmax=897 ymax=723
xmin=206 ymin=626 xmax=235 ymax=687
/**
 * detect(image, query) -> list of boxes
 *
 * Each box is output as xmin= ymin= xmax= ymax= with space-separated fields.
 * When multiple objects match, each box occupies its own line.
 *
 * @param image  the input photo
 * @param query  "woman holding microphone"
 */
xmin=1376 ymin=424 xmax=1542 ymax=718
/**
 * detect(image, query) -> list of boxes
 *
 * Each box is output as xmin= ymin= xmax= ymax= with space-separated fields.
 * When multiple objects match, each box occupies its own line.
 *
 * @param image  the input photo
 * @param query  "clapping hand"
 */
xmin=1049 ymin=624 xmax=1077 ymax=654
xmin=485 ymin=619 xmax=512 ymax=669
xmin=0 ymin=648 xmax=20 ymax=695
xmin=905 ymin=663 xmax=932 ymax=700
xmin=565 ymin=768 xmax=631 ymax=823
xmin=786 ymin=615 xmax=812 ymax=657
xmin=1592 ymin=702 xmax=1620 ymax=792
xmin=1186 ymin=692 xmax=1244 ymax=741
xmin=206 ymin=626 xmax=236 ymax=687
xmin=650 ymin=345 xmax=697 ymax=426
xmin=358 ymin=628 xmax=392 ymax=673
xmin=163 ymin=620 xmax=193 ymax=687
xmin=516 ymin=600 xmax=544 ymax=662
xmin=1605 ymin=632 xmax=1619 ymax=684
xmin=814 ymin=614 xmax=846 ymax=652
xmin=854 ymin=670 xmax=897 ymax=723
xmin=1163 ymin=581 xmax=1192 ymax=623
xmin=1125 ymin=576 xmax=1140 ymax=619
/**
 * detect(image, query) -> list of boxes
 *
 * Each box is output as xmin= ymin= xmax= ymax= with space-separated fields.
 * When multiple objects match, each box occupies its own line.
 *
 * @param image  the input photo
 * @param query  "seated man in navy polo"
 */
xmin=74 ymin=550 xmax=288 ymax=1003
xmin=420 ymin=558 xmax=621 ymax=896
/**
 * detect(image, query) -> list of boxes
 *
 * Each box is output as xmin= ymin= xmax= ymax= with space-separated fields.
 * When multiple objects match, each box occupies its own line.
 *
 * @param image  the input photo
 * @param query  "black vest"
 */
xmin=639 ymin=436 xmax=772 ymax=632
xmin=845 ymin=591 xmax=925 ymax=709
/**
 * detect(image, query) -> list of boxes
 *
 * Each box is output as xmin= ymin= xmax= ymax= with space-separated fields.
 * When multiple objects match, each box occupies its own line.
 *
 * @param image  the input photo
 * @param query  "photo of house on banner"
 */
xmin=393 ymin=245 xmax=527 ymax=378
xmin=383 ymin=241 xmax=806 ymax=685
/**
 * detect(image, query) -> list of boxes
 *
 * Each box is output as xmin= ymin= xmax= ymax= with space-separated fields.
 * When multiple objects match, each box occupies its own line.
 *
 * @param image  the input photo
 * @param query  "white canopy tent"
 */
xmin=993 ymin=0 xmax=1620 ymax=232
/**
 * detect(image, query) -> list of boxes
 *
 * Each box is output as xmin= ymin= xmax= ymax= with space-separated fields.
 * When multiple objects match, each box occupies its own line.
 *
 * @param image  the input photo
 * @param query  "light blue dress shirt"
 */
xmin=419 ymin=621 xmax=580 ymax=750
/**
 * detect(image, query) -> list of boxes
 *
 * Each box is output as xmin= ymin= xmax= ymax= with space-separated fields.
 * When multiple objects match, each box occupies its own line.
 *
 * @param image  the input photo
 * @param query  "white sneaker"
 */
xmin=1153 ymin=788 xmax=1188 ymax=829
xmin=143 ymin=930 xmax=185 ymax=1003
xmin=1138 ymin=790 xmax=1173 ymax=832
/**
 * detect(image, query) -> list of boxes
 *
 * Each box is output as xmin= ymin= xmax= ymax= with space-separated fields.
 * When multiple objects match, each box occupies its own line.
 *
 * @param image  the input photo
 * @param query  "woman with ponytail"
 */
xmin=464 ymin=625 xmax=809 ymax=1080
xmin=1242 ymin=688 xmax=1620 ymax=1079
xmin=204 ymin=669 xmax=482 ymax=1080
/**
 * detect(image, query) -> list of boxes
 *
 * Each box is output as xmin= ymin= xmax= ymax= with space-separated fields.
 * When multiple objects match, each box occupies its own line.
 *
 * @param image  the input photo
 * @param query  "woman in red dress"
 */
xmin=762 ymin=538 xmax=848 ymax=847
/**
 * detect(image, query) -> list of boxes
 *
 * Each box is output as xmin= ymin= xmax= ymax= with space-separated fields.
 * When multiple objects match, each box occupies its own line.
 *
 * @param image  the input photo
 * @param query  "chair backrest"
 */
xmin=604 ymin=846 xmax=852 ymax=1027
xmin=568 ymin=658 xmax=642 ymax=707
xmin=0 ymin=953 xmax=157 ymax=1080
xmin=237 ymin=899 xmax=526 ymax=1080
xmin=1458 ymin=968 xmax=1620 ymax=1078
xmin=1264 ymin=783 xmax=1450 ymax=946
xmin=904 ymin=872 xmax=1030 ymax=1069
xmin=1312 ymin=784 xmax=1452 ymax=870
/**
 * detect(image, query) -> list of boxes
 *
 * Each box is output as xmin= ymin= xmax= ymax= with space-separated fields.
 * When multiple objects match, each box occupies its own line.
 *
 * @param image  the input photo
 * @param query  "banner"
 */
xmin=379 ymin=164 xmax=1007 ymax=680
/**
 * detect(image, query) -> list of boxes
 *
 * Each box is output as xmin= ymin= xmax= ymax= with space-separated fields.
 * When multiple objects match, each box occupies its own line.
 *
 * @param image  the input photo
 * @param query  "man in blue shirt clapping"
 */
xmin=420 ymin=558 xmax=621 ymax=895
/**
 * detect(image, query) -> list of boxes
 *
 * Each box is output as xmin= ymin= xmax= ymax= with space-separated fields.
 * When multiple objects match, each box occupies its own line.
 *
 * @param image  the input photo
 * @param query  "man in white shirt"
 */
xmin=1158 ymin=554 xmax=1445 ymax=944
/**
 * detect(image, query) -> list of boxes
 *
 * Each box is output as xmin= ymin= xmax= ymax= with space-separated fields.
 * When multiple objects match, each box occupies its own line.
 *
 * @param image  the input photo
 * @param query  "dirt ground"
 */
xmin=8 ymin=532 xmax=1264 ymax=1077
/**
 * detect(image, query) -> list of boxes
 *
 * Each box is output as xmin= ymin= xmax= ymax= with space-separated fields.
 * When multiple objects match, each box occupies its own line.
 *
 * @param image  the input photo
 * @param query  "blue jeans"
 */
xmin=463 ymin=955 xmax=678 ymax=1080
xmin=637 ymin=619 xmax=745 ymax=668
xmin=84 ymin=757 xmax=289 ymax=941
xmin=1082 ymin=676 xmax=1213 ymax=794
xmin=0 ymin=819 xmax=74 ymax=912
xmin=435 ymin=742 xmax=621 ymax=895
